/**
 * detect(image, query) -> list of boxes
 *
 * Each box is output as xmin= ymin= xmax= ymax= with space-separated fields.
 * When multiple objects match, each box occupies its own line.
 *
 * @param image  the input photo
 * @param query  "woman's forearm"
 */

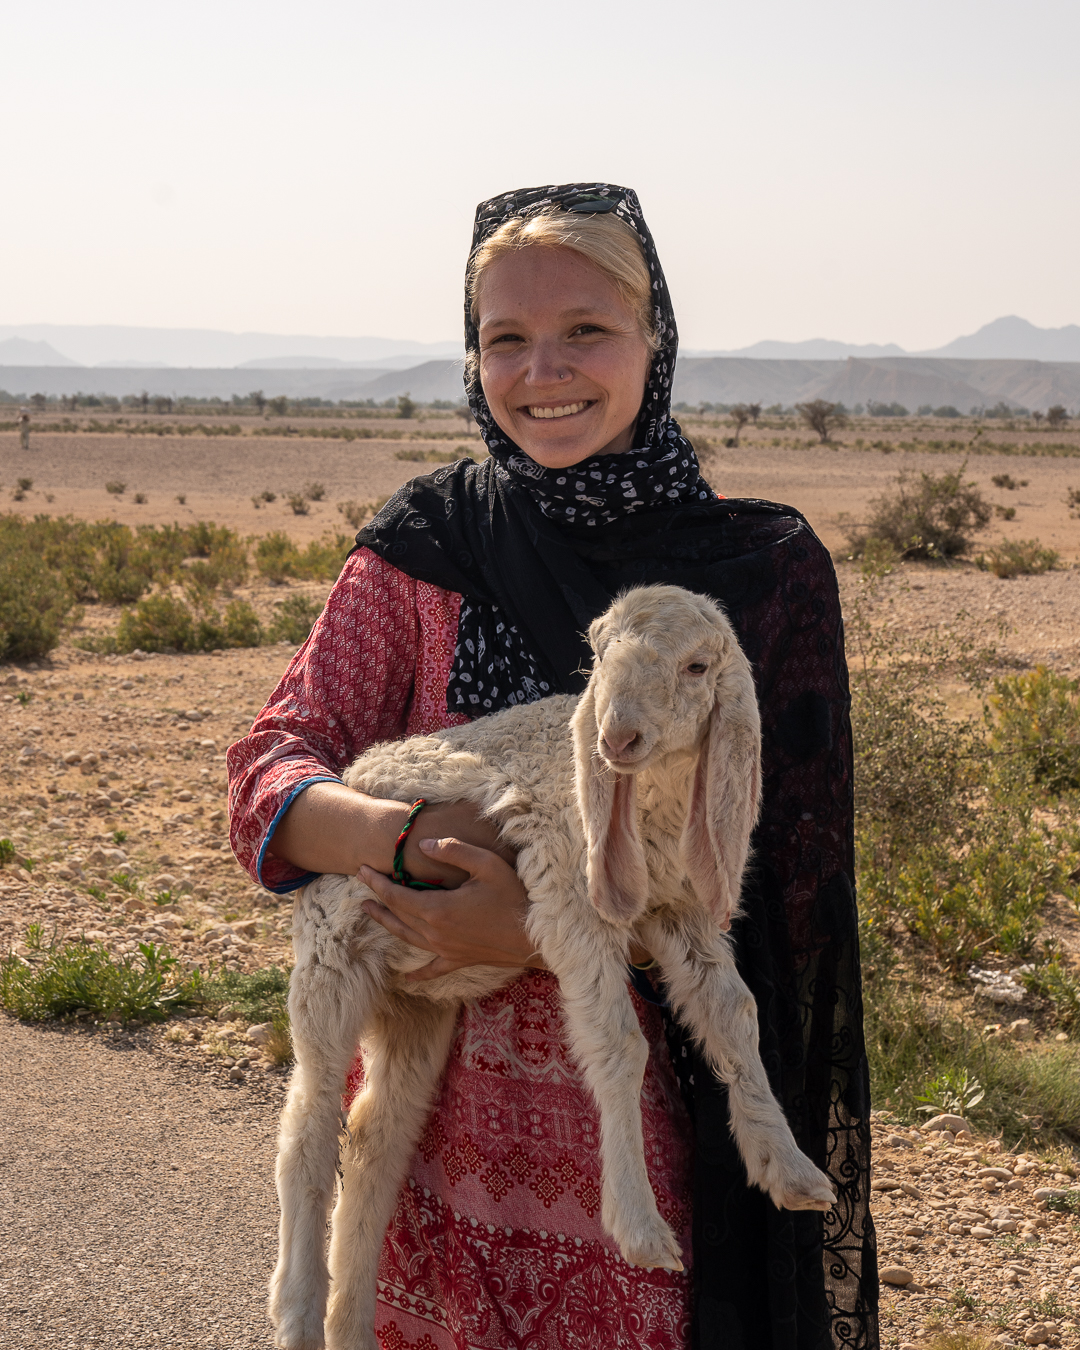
xmin=267 ymin=780 xmax=409 ymax=877
xmin=266 ymin=782 xmax=508 ymax=888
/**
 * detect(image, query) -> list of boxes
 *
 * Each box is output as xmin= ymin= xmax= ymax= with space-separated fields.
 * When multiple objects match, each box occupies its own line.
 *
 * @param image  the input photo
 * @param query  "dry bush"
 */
xmin=845 ymin=464 xmax=991 ymax=559
xmin=303 ymin=481 xmax=326 ymax=502
xmin=286 ymin=492 xmax=310 ymax=516
xmin=105 ymin=481 xmax=126 ymax=495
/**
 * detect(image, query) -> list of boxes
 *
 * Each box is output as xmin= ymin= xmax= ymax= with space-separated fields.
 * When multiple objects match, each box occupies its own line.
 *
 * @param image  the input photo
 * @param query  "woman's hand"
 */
xmin=360 ymin=835 xmax=538 ymax=981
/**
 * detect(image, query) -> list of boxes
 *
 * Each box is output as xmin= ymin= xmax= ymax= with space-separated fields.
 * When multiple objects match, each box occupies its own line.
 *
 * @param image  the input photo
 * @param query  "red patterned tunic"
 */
xmin=227 ymin=547 xmax=694 ymax=1349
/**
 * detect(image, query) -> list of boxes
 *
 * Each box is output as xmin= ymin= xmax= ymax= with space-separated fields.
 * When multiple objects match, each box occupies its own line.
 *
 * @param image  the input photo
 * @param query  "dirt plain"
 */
xmin=2 ymin=410 xmax=1080 ymax=1348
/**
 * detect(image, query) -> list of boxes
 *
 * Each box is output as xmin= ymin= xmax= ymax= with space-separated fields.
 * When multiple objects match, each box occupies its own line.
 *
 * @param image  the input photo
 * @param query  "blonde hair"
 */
xmin=467 ymin=208 xmax=659 ymax=356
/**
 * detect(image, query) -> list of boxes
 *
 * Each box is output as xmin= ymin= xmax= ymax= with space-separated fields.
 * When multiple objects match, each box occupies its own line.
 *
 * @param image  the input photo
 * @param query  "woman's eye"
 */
xmin=686 ymin=662 xmax=708 ymax=676
xmin=572 ymin=324 xmax=604 ymax=336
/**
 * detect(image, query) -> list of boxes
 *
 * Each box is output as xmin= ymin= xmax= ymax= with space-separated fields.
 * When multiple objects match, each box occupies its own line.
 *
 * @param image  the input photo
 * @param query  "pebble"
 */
xmin=1024 ymin=1325 xmax=1051 ymax=1346
xmin=880 ymin=1265 xmax=914 ymax=1286
xmin=922 ymin=1113 xmax=971 ymax=1134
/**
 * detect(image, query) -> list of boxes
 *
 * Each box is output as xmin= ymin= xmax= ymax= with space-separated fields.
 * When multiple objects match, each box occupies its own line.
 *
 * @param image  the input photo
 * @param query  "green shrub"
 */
xmin=1021 ymin=957 xmax=1080 ymax=1030
xmin=847 ymin=463 xmax=992 ymax=559
xmin=0 ymin=934 xmax=205 ymax=1024
xmin=268 ymin=593 xmax=323 ymax=644
xmin=975 ymin=539 xmax=1059 ymax=578
xmin=255 ymin=530 xmax=349 ymax=583
xmin=0 ymin=839 xmax=16 ymax=865
xmin=222 ymin=600 xmax=264 ymax=648
xmin=254 ymin=531 xmax=300 ymax=583
xmin=988 ymin=666 xmax=1080 ymax=795
xmin=0 ymin=519 xmax=79 ymax=659
xmin=286 ymin=492 xmax=310 ymax=516
xmin=115 ymin=593 xmax=196 ymax=653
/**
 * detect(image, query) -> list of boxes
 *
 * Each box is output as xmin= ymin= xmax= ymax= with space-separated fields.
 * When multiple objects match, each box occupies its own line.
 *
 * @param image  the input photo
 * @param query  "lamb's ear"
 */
xmin=571 ymin=684 xmax=650 ymax=926
xmin=681 ymin=665 xmax=762 ymax=930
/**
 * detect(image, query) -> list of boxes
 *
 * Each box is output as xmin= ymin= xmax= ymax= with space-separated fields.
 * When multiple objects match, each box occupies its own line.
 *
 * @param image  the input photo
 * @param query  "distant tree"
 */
xmin=268 ymin=395 xmax=288 ymax=416
xmin=747 ymin=402 xmax=762 ymax=425
xmin=1047 ymin=405 xmax=1068 ymax=428
xmin=933 ymin=406 xmax=961 ymax=419
xmin=1032 ymin=411 xmax=1044 ymax=426
xmin=795 ymin=398 xmax=849 ymax=444
xmin=30 ymin=393 xmax=46 ymax=411
xmin=454 ymin=403 xmax=476 ymax=428
xmin=397 ymin=392 xmax=417 ymax=420
xmin=727 ymin=404 xmax=751 ymax=448
xmin=867 ymin=400 xmax=909 ymax=418
xmin=249 ymin=390 xmax=266 ymax=415
xmin=151 ymin=395 xmax=173 ymax=414
xmin=139 ymin=391 xmax=150 ymax=413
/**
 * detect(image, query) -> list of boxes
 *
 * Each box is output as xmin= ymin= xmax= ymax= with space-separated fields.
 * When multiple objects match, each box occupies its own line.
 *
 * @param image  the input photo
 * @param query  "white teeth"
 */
xmin=528 ymin=401 xmax=587 ymax=419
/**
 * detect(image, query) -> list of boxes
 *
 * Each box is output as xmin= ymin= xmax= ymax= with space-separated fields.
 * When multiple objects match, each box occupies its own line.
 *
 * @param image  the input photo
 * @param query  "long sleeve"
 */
xmin=226 ymin=547 xmax=461 ymax=892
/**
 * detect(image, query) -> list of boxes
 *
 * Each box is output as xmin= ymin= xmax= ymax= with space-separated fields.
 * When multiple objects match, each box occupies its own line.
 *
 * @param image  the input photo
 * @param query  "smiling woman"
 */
xmin=229 ymin=182 xmax=877 ymax=1350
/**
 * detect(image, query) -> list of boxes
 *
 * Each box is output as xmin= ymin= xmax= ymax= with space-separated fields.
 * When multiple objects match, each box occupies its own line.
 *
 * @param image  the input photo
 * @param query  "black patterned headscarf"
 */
xmin=465 ymin=182 xmax=713 ymax=529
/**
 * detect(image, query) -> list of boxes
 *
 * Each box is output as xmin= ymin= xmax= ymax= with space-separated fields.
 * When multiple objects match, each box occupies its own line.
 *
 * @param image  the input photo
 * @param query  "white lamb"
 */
xmin=270 ymin=583 xmax=836 ymax=1350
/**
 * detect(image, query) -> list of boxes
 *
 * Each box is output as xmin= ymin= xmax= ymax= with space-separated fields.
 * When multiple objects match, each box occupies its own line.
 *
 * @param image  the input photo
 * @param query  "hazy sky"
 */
xmin=5 ymin=0 xmax=1078 ymax=350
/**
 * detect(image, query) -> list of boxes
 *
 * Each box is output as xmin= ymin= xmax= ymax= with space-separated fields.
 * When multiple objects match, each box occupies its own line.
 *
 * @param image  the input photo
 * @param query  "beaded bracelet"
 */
xmin=391 ymin=799 xmax=446 ymax=890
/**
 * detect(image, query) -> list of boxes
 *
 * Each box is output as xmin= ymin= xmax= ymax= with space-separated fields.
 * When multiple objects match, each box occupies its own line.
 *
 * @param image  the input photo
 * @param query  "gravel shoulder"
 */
xmin=0 ymin=1014 xmax=287 ymax=1350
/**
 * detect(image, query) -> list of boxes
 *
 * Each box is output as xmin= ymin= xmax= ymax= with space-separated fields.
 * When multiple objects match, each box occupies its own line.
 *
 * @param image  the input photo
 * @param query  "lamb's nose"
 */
xmin=601 ymin=729 xmax=640 ymax=759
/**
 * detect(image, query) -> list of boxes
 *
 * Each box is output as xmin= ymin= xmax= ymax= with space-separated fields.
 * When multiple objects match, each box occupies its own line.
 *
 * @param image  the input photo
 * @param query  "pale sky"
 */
xmin=5 ymin=0 xmax=1079 ymax=351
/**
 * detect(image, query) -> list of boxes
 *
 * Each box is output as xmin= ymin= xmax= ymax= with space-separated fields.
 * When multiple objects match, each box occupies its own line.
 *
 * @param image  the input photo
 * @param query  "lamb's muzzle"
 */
xmin=269 ymin=583 xmax=836 ymax=1350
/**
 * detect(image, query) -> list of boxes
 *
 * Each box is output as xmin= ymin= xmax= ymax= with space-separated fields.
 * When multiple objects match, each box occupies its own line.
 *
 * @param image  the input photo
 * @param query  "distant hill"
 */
xmin=918 ymin=315 xmax=1080 ymax=361
xmin=0 ymin=337 xmax=81 ymax=366
xmin=687 ymin=339 xmax=906 ymax=360
xmin=0 ymin=324 xmax=462 ymax=370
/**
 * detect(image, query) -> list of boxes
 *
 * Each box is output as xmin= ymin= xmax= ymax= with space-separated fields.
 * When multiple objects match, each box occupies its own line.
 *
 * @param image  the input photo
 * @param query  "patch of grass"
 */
xmin=975 ymin=539 xmax=1059 ymax=578
xmin=864 ymin=975 xmax=1080 ymax=1144
xmin=133 ymin=492 xmax=147 ymax=504
xmin=110 ymin=829 xmax=128 ymax=844
xmin=1 ymin=934 xmax=205 ymax=1024
xmin=991 ymin=473 xmax=1027 ymax=490
xmin=15 ymin=689 xmax=32 ymax=706
xmin=17 ymin=477 xmax=33 ymax=491
xmin=303 ymin=481 xmax=326 ymax=501
xmin=1021 ymin=957 xmax=1080 ymax=1030
xmin=0 ymin=839 xmax=16 ymax=865
xmin=993 ymin=504 xmax=1016 ymax=520
xmin=286 ymin=492 xmax=310 ymax=516
xmin=845 ymin=462 xmax=992 ymax=560
xmin=105 ymin=480 xmax=126 ymax=495
xmin=201 ymin=966 xmax=293 ymax=1064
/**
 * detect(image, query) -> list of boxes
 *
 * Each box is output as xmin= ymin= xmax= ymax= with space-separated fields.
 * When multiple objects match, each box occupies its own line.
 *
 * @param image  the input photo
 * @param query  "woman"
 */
xmin=229 ymin=182 xmax=878 ymax=1350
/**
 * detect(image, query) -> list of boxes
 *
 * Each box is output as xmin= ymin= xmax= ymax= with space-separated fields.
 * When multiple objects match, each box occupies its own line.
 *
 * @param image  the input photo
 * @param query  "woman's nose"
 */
xmin=524 ymin=339 xmax=570 ymax=388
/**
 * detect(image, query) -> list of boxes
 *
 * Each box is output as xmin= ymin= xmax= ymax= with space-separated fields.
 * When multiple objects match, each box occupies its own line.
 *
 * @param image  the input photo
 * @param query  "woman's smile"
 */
xmin=526 ymin=399 xmax=592 ymax=419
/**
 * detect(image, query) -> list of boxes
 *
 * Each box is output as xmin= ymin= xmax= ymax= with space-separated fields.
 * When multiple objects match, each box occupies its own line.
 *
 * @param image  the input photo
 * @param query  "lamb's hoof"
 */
xmin=614 ymin=1214 xmax=685 ymax=1272
xmin=776 ymin=1167 xmax=836 ymax=1213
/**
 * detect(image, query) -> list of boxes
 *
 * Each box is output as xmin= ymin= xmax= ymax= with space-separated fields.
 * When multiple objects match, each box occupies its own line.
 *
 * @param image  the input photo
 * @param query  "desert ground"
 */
xmin=1 ymin=408 xmax=1079 ymax=1348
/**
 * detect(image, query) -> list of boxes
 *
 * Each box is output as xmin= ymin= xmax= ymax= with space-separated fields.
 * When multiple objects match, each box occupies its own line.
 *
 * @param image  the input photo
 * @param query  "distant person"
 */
xmin=19 ymin=408 xmax=30 ymax=452
xmin=229 ymin=183 xmax=878 ymax=1349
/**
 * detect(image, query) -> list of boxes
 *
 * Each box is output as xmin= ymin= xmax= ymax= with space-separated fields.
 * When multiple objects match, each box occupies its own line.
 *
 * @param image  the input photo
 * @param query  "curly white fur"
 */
xmin=269 ymin=584 xmax=836 ymax=1350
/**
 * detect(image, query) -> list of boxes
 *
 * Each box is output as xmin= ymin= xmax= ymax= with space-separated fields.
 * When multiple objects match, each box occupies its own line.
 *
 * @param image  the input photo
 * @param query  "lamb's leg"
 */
xmin=547 ymin=935 xmax=684 ymax=1272
xmin=643 ymin=915 xmax=835 ymax=1213
xmin=324 ymin=996 xmax=460 ymax=1350
xmin=269 ymin=960 xmax=388 ymax=1350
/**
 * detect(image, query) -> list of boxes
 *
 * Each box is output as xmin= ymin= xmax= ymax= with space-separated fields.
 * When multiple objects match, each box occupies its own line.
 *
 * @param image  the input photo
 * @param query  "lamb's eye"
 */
xmin=686 ymin=662 xmax=708 ymax=676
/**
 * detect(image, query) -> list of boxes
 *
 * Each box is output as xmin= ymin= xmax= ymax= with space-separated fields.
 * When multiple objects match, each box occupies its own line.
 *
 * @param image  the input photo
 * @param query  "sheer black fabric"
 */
xmin=358 ymin=486 xmax=879 ymax=1348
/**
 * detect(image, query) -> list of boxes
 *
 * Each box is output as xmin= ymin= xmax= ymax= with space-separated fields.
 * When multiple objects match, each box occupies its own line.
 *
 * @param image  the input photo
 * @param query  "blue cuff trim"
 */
xmin=257 ymin=776 xmax=342 ymax=894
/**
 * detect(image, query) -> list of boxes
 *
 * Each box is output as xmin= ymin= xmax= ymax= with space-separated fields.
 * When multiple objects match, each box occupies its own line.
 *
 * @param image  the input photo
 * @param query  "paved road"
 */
xmin=0 ymin=1018 xmax=286 ymax=1349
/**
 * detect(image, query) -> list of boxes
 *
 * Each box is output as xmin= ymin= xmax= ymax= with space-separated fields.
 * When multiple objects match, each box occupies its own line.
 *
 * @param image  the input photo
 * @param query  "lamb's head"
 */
xmin=571 ymin=585 xmax=762 ymax=930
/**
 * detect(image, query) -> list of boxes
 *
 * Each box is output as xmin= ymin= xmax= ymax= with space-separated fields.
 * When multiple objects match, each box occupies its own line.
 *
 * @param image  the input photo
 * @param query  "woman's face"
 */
xmin=476 ymin=246 xmax=652 ymax=469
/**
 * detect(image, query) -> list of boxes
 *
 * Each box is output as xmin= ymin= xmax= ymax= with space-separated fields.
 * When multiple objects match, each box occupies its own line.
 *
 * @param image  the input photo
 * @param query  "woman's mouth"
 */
xmin=526 ymin=401 xmax=591 ymax=420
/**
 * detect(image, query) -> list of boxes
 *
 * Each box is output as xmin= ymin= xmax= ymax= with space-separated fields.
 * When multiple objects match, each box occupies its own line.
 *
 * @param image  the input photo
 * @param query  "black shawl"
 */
xmin=356 ymin=182 xmax=878 ymax=1350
